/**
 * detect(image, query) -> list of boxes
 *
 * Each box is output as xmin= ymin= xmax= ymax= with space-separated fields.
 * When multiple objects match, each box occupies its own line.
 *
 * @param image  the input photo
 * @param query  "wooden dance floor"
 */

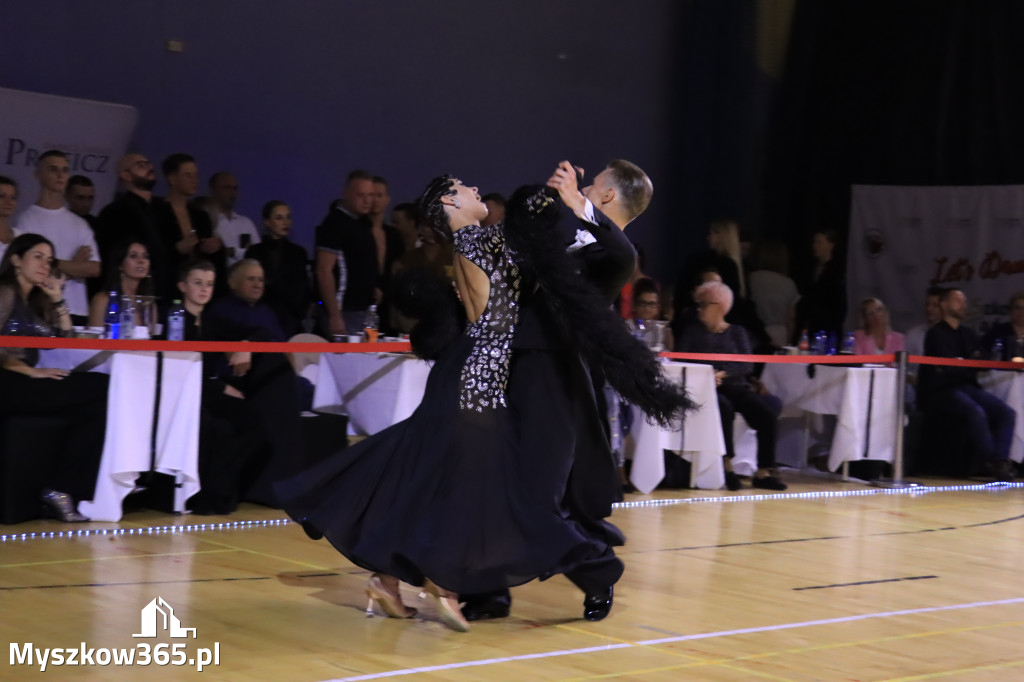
xmin=3 ymin=475 xmax=1024 ymax=680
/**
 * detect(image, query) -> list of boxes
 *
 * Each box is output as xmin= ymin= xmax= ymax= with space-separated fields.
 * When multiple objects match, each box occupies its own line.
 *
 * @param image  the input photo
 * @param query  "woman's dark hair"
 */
xmin=261 ymin=200 xmax=288 ymax=221
xmin=417 ymin=175 xmax=457 ymax=242
xmin=0 ymin=233 xmax=57 ymax=315
xmin=0 ymin=175 xmax=17 ymax=191
xmin=632 ymin=277 xmax=660 ymax=304
xmin=103 ymin=240 xmax=154 ymax=295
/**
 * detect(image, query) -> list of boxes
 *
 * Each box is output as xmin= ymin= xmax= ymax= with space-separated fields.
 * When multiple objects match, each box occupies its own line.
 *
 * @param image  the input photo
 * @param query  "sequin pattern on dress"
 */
xmin=452 ymin=223 xmax=520 ymax=412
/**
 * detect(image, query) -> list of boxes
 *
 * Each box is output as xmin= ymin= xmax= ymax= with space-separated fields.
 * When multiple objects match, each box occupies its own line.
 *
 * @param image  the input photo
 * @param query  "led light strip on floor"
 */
xmin=2 ymin=482 xmax=1021 ymax=543
xmin=0 ymin=518 xmax=291 ymax=543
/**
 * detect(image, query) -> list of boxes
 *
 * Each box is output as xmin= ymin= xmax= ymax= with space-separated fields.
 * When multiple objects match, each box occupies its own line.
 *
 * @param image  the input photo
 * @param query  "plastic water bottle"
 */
xmin=798 ymin=329 xmax=810 ymax=354
xmin=363 ymin=304 xmax=379 ymax=343
xmin=827 ymin=332 xmax=838 ymax=355
xmin=119 ymin=295 xmax=135 ymax=340
xmin=104 ymin=292 xmax=120 ymax=340
xmin=633 ymin=318 xmax=647 ymax=342
xmin=841 ymin=331 xmax=856 ymax=354
xmin=991 ymin=337 xmax=1005 ymax=361
xmin=167 ymin=300 xmax=186 ymax=341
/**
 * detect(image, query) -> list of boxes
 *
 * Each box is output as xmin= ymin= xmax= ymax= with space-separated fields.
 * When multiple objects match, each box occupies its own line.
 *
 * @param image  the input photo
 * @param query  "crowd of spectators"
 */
xmin=1 ymin=147 xmax=1021 ymax=522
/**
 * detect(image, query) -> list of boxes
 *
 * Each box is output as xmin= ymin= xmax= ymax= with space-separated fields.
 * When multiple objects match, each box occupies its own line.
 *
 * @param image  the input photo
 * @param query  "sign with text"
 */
xmin=847 ymin=184 xmax=1024 ymax=335
xmin=0 ymin=87 xmax=137 ymax=207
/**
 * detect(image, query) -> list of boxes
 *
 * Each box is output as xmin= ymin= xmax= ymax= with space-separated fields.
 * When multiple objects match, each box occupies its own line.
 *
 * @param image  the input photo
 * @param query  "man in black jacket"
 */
xmin=919 ymin=288 xmax=1015 ymax=480
xmin=460 ymin=159 xmax=652 ymax=623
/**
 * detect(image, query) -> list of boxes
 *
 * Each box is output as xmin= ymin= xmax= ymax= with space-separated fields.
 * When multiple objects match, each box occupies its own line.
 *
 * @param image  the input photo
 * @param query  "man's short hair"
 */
xmin=605 ymin=159 xmax=653 ymax=220
xmin=208 ymin=171 xmax=233 ymax=188
xmin=162 ymin=153 xmax=196 ymax=177
xmin=0 ymin=175 xmax=18 ymax=190
xmin=37 ymin=149 xmax=67 ymax=166
xmin=228 ymin=258 xmax=262 ymax=284
xmin=393 ymin=202 xmax=419 ymax=223
xmin=177 ymin=258 xmax=216 ymax=282
xmin=482 ymin=193 xmax=506 ymax=207
xmin=925 ymin=286 xmax=945 ymax=299
xmin=371 ymin=175 xmax=388 ymax=187
xmin=940 ymin=287 xmax=963 ymax=303
xmin=347 ymin=169 xmax=373 ymax=184
xmin=67 ymin=175 xmax=94 ymax=190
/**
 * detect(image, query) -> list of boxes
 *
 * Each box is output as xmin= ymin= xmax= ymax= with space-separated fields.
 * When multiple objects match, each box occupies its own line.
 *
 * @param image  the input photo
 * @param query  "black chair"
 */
xmin=0 ymin=415 xmax=69 ymax=524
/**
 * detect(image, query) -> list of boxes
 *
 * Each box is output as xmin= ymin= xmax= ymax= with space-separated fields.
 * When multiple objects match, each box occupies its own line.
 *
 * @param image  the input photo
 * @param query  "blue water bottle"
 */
xmin=991 ymin=337 xmax=1005 ymax=361
xmin=104 ymin=292 xmax=120 ymax=340
xmin=167 ymin=300 xmax=186 ymax=341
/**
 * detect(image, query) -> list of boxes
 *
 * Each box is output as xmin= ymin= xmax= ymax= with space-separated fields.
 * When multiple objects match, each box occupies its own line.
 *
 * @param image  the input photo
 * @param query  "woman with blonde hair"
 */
xmin=853 ymin=297 xmax=905 ymax=357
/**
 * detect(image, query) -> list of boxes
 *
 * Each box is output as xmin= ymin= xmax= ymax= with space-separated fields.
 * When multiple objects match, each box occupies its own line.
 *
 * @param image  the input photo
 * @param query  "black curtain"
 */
xmin=764 ymin=0 xmax=1024 ymax=285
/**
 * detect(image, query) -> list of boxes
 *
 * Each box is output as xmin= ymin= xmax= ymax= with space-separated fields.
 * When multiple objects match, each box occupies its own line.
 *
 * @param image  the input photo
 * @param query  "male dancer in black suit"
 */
xmin=461 ymin=159 xmax=653 ymax=622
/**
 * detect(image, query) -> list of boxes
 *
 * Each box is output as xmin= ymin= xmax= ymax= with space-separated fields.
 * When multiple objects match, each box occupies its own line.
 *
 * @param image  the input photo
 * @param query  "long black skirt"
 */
xmin=276 ymin=334 xmax=616 ymax=594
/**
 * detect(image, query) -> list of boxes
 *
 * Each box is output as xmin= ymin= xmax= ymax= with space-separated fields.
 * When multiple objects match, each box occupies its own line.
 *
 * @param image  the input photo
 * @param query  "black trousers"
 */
xmin=0 ymin=369 xmax=109 ymax=501
xmin=717 ymin=384 xmax=782 ymax=469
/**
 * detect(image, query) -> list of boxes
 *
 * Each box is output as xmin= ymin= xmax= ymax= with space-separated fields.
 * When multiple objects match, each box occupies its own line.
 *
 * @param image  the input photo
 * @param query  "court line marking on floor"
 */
xmin=793 ymin=575 xmax=937 ymax=591
xmin=0 ymin=548 xmax=237 ymax=569
xmin=560 ymin=618 xmax=1024 ymax=681
xmin=881 ymin=658 xmax=1024 ymax=681
xmin=316 ymin=596 xmax=1024 ymax=682
xmin=0 ymin=575 xmax=272 ymax=591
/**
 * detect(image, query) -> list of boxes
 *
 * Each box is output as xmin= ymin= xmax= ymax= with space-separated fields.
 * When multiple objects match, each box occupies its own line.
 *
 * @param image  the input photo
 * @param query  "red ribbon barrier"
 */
xmin=658 ymin=352 xmax=895 ymax=365
xmin=0 ymin=335 xmax=412 ymax=354
xmin=907 ymin=354 xmax=1024 ymax=371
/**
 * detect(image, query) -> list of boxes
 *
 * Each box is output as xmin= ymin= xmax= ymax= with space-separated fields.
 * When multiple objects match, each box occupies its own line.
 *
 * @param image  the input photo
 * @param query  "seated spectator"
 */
xmin=628 ymin=277 xmax=674 ymax=350
xmin=679 ymin=281 xmax=787 ymax=491
xmin=0 ymin=175 xmax=21 ymax=263
xmin=905 ymin=287 xmax=944 ymax=387
xmin=918 ymin=287 xmax=1015 ymax=480
xmin=178 ymin=260 xmax=304 ymax=511
xmin=853 ymin=297 xmax=906 ymax=357
xmin=983 ymin=291 xmax=1024 ymax=361
xmin=0 ymin=233 xmax=109 ymax=521
xmin=245 ymin=201 xmax=312 ymax=337
xmin=87 ymin=240 xmax=155 ymax=328
xmin=674 ymin=268 xmax=772 ymax=354
xmin=749 ymin=240 xmax=799 ymax=348
xmin=207 ymin=259 xmax=285 ymax=341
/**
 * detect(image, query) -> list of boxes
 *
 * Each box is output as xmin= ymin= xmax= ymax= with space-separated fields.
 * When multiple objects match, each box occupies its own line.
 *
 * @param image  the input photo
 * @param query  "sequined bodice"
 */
xmin=451 ymin=223 xmax=521 ymax=412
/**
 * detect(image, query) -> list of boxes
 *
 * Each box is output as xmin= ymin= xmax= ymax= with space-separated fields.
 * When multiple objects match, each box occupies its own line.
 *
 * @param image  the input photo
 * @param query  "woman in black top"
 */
xmin=244 ymin=201 xmax=311 ymax=337
xmin=680 ymin=280 xmax=786 ymax=491
xmin=0 ymin=233 xmax=109 ymax=521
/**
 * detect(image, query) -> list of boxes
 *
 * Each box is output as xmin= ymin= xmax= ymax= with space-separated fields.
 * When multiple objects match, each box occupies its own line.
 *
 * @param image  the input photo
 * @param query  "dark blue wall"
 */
xmin=1 ymin=0 xmax=691 ymax=277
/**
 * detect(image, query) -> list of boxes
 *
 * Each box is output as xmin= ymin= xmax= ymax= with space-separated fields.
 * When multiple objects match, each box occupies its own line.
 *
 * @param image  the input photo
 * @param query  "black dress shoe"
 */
xmin=583 ymin=586 xmax=613 ymax=622
xmin=461 ymin=593 xmax=511 ymax=621
xmin=724 ymin=471 xmax=742 ymax=491
xmin=300 ymin=519 xmax=323 ymax=540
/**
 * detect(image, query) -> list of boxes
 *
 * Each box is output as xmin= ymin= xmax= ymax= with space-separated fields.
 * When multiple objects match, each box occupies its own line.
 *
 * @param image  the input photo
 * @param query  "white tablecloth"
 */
xmin=761 ymin=363 xmax=897 ymax=471
xmin=40 ymin=349 xmax=203 ymax=522
xmin=313 ymin=353 xmax=432 ymax=435
xmin=980 ymin=370 xmax=1024 ymax=463
xmin=626 ymin=362 xmax=726 ymax=493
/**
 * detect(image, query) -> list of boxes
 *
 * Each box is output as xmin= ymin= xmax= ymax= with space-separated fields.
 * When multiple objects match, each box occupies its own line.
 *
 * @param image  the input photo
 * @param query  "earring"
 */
xmin=453 ymin=200 xmax=462 ymax=209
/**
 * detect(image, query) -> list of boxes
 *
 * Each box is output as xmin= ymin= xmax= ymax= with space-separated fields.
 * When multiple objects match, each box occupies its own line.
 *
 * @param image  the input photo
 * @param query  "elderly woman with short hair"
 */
xmin=679 ymin=280 xmax=786 ymax=491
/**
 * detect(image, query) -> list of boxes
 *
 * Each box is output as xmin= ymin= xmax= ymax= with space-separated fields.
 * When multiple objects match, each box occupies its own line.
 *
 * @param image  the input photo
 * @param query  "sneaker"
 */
xmin=751 ymin=475 xmax=787 ymax=491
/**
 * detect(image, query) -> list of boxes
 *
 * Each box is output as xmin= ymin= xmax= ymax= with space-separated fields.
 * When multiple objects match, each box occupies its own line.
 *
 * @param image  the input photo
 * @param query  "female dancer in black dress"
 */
xmin=278 ymin=176 xmax=690 ymax=632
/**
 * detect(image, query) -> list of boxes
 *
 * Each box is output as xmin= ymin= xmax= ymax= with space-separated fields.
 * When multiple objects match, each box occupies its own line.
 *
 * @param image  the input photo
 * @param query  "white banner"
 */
xmin=0 ymin=87 xmax=138 ymax=207
xmin=847 ymin=184 xmax=1024 ymax=336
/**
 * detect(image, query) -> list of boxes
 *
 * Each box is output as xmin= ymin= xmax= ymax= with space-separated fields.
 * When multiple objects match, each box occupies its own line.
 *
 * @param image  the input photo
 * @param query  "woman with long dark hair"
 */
xmin=0 ymin=233 xmax=109 ymax=521
xmin=278 ymin=176 xmax=691 ymax=632
xmin=87 ymin=240 xmax=154 ymax=328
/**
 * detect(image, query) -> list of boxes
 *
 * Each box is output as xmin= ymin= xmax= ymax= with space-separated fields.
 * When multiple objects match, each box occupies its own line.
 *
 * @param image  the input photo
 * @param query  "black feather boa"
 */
xmin=503 ymin=185 xmax=696 ymax=426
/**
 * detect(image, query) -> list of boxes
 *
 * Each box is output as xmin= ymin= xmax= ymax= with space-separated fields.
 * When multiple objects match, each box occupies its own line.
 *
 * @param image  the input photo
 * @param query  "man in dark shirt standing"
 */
xmin=315 ymin=170 xmax=377 ymax=337
xmin=97 ymin=154 xmax=171 ymax=299
xmin=920 ymin=288 xmax=1015 ymax=480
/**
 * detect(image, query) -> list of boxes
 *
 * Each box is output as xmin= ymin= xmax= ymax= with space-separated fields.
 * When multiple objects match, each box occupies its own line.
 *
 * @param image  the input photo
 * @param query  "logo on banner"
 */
xmin=863 ymin=229 xmax=885 ymax=258
xmin=133 ymin=597 xmax=196 ymax=638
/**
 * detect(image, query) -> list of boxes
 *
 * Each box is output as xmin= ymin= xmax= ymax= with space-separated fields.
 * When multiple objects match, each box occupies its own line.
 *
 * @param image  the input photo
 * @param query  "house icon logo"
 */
xmin=132 ymin=597 xmax=197 ymax=639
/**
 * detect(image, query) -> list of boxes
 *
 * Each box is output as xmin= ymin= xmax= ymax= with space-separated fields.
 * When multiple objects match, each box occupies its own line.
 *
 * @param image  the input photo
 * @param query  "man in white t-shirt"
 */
xmin=209 ymin=171 xmax=260 ymax=266
xmin=15 ymin=150 xmax=100 ymax=322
